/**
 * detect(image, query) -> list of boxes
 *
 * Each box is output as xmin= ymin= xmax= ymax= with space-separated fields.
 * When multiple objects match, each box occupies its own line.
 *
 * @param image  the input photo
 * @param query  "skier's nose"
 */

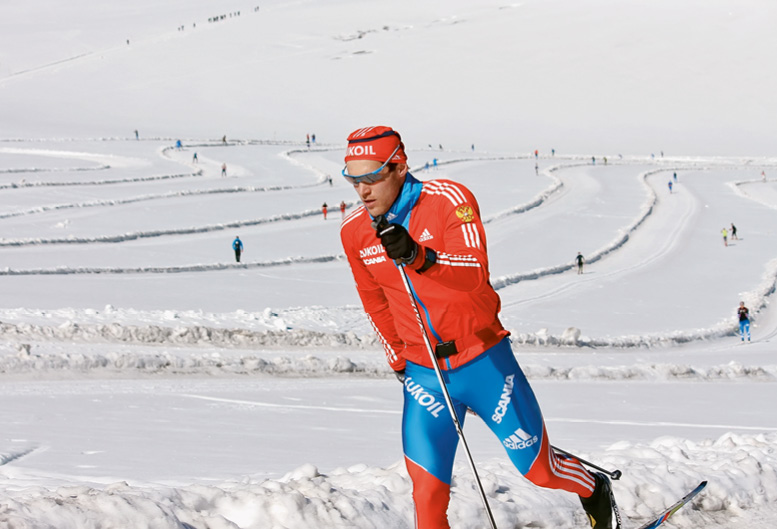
xmin=355 ymin=182 xmax=371 ymax=197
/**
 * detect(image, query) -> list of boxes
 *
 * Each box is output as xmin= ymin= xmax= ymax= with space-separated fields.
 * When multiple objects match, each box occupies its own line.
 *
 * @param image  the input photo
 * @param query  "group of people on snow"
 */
xmin=721 ymin=223 xmax=738 ymax=247
xmin=321 ymin=201 xmax=348 ymax=220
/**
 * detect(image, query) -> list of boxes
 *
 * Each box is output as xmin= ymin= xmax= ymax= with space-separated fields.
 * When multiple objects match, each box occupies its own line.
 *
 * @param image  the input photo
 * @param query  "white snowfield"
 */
xmin=2 ymin=0 xmax=777 ymax=528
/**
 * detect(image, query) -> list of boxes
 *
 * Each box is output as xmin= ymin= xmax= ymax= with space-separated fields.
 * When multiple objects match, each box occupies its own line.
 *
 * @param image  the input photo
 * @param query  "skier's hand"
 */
xmin=375 ymin=222 xmax=418 ymax=263
xmin=394 ymin=369 xmax=406 ymax=383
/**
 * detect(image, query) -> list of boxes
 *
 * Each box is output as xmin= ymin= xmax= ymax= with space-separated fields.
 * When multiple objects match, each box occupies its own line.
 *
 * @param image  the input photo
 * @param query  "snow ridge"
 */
xmin=0 ymin=165 xmax=110 ymax=175
xmin=0 ymin=209 xmax=341 ymax=248
xmin=0 ymin=254 xmax=342 ymax=275
xmin=0 ymin=169 xmax=200 ymax=189
xmin=0 ymin=320 xmax=374 ymax=351
xmin=483 ymin=161 xmax=565 ymax=223
xmin=2 ymin=432 xmax=775 ymax=529
xmin=2 ymin=336 xmax=774 ymax=382
xmin=0 ymin=185 xmax=325 ymax=221
xmin=512 ymin=256 xmax=777 ymax=347
xmin=490 ymin=164 xmax=666 ymax=290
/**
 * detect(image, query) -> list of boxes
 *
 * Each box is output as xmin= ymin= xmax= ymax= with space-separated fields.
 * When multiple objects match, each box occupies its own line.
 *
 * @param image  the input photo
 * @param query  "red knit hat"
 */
xmin=345 ymin=126 xmax=407 ymax=164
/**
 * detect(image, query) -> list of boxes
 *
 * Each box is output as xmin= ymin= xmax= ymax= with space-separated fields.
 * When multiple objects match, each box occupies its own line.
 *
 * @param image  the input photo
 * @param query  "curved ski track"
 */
xmin=2 ymin=139 xmax=777 ymax=347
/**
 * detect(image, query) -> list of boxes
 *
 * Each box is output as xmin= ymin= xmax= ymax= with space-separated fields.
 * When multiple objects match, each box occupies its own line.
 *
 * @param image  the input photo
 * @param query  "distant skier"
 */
xmin=762 ymin=170 xmax=766 ymax=182
xmin=221 ymin=163 xmax=227 ymax=177
xmin=552 ymin=148 xmax=555 ymax=156
xmin=721 ymin=227 xmax=728 ymax=247
xmin=673 ymin=172 xmax=677 ymax=182
xmin=222 ymin=135 xmax=227 ymax=145
xmin=534 ymin=149 xmax=538 ymax=159
xmin=175 ymin=139 xmax=182 ymax=150
xmin=668 ymin=181 xmax=673 ymax=193
xmin=340 ymin=200 xmax=346 ymax=218
xmin=232 ymin=236 xmax=243 ymax=263
xmin=322 ymin=202 xmax=328 ymax=220
xmin=730 ymin=223 xmax=738 ymax=240
xmin=576 ymin=252 xmax=585 ymax=274
xmin=591 ymin=156 xmax=596 ymax=165
xmin=192 ymin=152 xmax=198 ymax=163
xmin=737 ymin=301 xmax=751 ymax=342
xmin=134 ymin=129 xmax=139 ymax=140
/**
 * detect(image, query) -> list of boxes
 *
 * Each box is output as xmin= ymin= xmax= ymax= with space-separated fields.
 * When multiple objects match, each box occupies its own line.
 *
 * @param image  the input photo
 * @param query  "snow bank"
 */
xmin=0 ymin=254 xmax=342 ymax=275
xmin=1 ymin=338 xmax=774 ymax=382
xmin=0 ymin=168 xmax=200 ymax=189
xmin=0 ymin=209 xmax=336 ymax=248
xmin=521 ymin=361 xmax=777 ymax=382
xmin=0 ymin=320 xmax=375 ymax=352
xmin=2 ymin=433 xmax=776 ymax=528
xmin=0 ymin=184 xmax=329 ymax=222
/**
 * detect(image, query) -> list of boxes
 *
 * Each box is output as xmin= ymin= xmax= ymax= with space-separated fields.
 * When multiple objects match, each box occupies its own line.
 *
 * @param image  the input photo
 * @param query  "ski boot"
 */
xmin=580 ymin=472 xmax=614 ymax=528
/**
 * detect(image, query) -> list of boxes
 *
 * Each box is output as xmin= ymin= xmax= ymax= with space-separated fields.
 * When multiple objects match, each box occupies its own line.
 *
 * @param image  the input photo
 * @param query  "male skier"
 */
xmin=232 ymin=236 xmax=243 ymax=263
xmin=738 ymin=301 xmax=751 ymax=342
xmin=576 ymin=252 xmax=585 ymax=274
xmin=339 ymin=126 xmax=613 ymax=529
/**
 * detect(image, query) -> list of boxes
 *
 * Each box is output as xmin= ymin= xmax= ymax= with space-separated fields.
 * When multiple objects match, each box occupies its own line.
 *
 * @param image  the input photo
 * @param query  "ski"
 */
xmin=633 ymin=480 xmax=707 ymax=529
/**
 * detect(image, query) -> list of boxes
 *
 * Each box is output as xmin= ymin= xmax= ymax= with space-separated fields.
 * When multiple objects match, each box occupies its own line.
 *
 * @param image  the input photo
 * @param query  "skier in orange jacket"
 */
xmin=339 ymin=126 xmax=613 ymax=529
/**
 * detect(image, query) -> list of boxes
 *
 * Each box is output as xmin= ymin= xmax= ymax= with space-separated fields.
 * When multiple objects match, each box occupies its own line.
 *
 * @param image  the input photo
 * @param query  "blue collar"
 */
xmin=374 ymin=173 xmax=422 ymax=229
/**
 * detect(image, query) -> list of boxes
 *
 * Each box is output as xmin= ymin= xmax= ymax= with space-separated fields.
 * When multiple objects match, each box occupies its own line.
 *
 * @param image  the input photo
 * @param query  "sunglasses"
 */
xmin=341 ymin=142 xmax=402 ymax=185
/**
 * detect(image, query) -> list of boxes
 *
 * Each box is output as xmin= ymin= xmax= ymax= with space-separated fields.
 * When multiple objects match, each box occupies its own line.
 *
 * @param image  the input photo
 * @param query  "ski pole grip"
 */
xmin=372 ymin=214 xmax=389 ymax=234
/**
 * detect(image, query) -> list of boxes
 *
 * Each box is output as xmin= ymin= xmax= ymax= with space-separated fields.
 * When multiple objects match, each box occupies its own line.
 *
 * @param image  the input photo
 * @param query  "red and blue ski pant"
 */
xmin=402 ymin=338 xmax=596 ymax=529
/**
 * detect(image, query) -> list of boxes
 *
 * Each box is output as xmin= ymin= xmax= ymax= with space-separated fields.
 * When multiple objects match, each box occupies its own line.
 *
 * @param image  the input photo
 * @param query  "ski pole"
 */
xmin=375 ymin=216 xmax=498 ymax=529
xmin=551 ymin=445 xmax=622 ymax=480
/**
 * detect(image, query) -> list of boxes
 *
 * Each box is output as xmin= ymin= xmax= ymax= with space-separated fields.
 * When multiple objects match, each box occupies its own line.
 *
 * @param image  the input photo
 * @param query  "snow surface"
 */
xmin=2 ymin=1 xmax=777 ymax=528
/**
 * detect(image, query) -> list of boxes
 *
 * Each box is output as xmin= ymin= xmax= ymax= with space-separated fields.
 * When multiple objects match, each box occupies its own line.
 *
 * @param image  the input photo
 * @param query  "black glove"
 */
xmin=394 ymin=369 xmax=406 ymax=383
xmin=375 ymin=222 xmax=418 ymax=263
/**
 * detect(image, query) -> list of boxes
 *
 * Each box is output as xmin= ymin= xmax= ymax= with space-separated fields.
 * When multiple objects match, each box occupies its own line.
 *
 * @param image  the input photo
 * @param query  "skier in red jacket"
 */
xmin=339 ymin=126 xmax=613 ymax=529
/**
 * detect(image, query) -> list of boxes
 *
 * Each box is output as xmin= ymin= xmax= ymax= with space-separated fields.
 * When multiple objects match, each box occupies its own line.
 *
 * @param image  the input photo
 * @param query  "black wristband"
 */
xmin=417 ymin=248 xmax=437 ymax=273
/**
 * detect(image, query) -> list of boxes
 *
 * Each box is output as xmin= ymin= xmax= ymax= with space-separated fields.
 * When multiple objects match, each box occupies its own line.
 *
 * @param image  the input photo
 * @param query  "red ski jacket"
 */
xmin=340 ymin=176 xmax=508 ymax=372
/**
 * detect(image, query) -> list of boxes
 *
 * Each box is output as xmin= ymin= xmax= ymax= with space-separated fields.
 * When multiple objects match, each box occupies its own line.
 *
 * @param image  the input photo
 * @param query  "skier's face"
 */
xmin=346 ymin=160 xmax=407 ymax=216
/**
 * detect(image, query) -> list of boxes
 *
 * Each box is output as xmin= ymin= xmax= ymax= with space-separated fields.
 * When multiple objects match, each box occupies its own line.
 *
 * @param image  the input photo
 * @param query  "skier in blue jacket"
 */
xmin=232 ymin=236 xmax=243 ymax=263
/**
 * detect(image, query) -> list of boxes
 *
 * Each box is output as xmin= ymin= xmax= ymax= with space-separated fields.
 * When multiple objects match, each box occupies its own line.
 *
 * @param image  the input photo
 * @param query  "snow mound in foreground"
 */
xmin=2 ymin=433 xmax=775 ymax=528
